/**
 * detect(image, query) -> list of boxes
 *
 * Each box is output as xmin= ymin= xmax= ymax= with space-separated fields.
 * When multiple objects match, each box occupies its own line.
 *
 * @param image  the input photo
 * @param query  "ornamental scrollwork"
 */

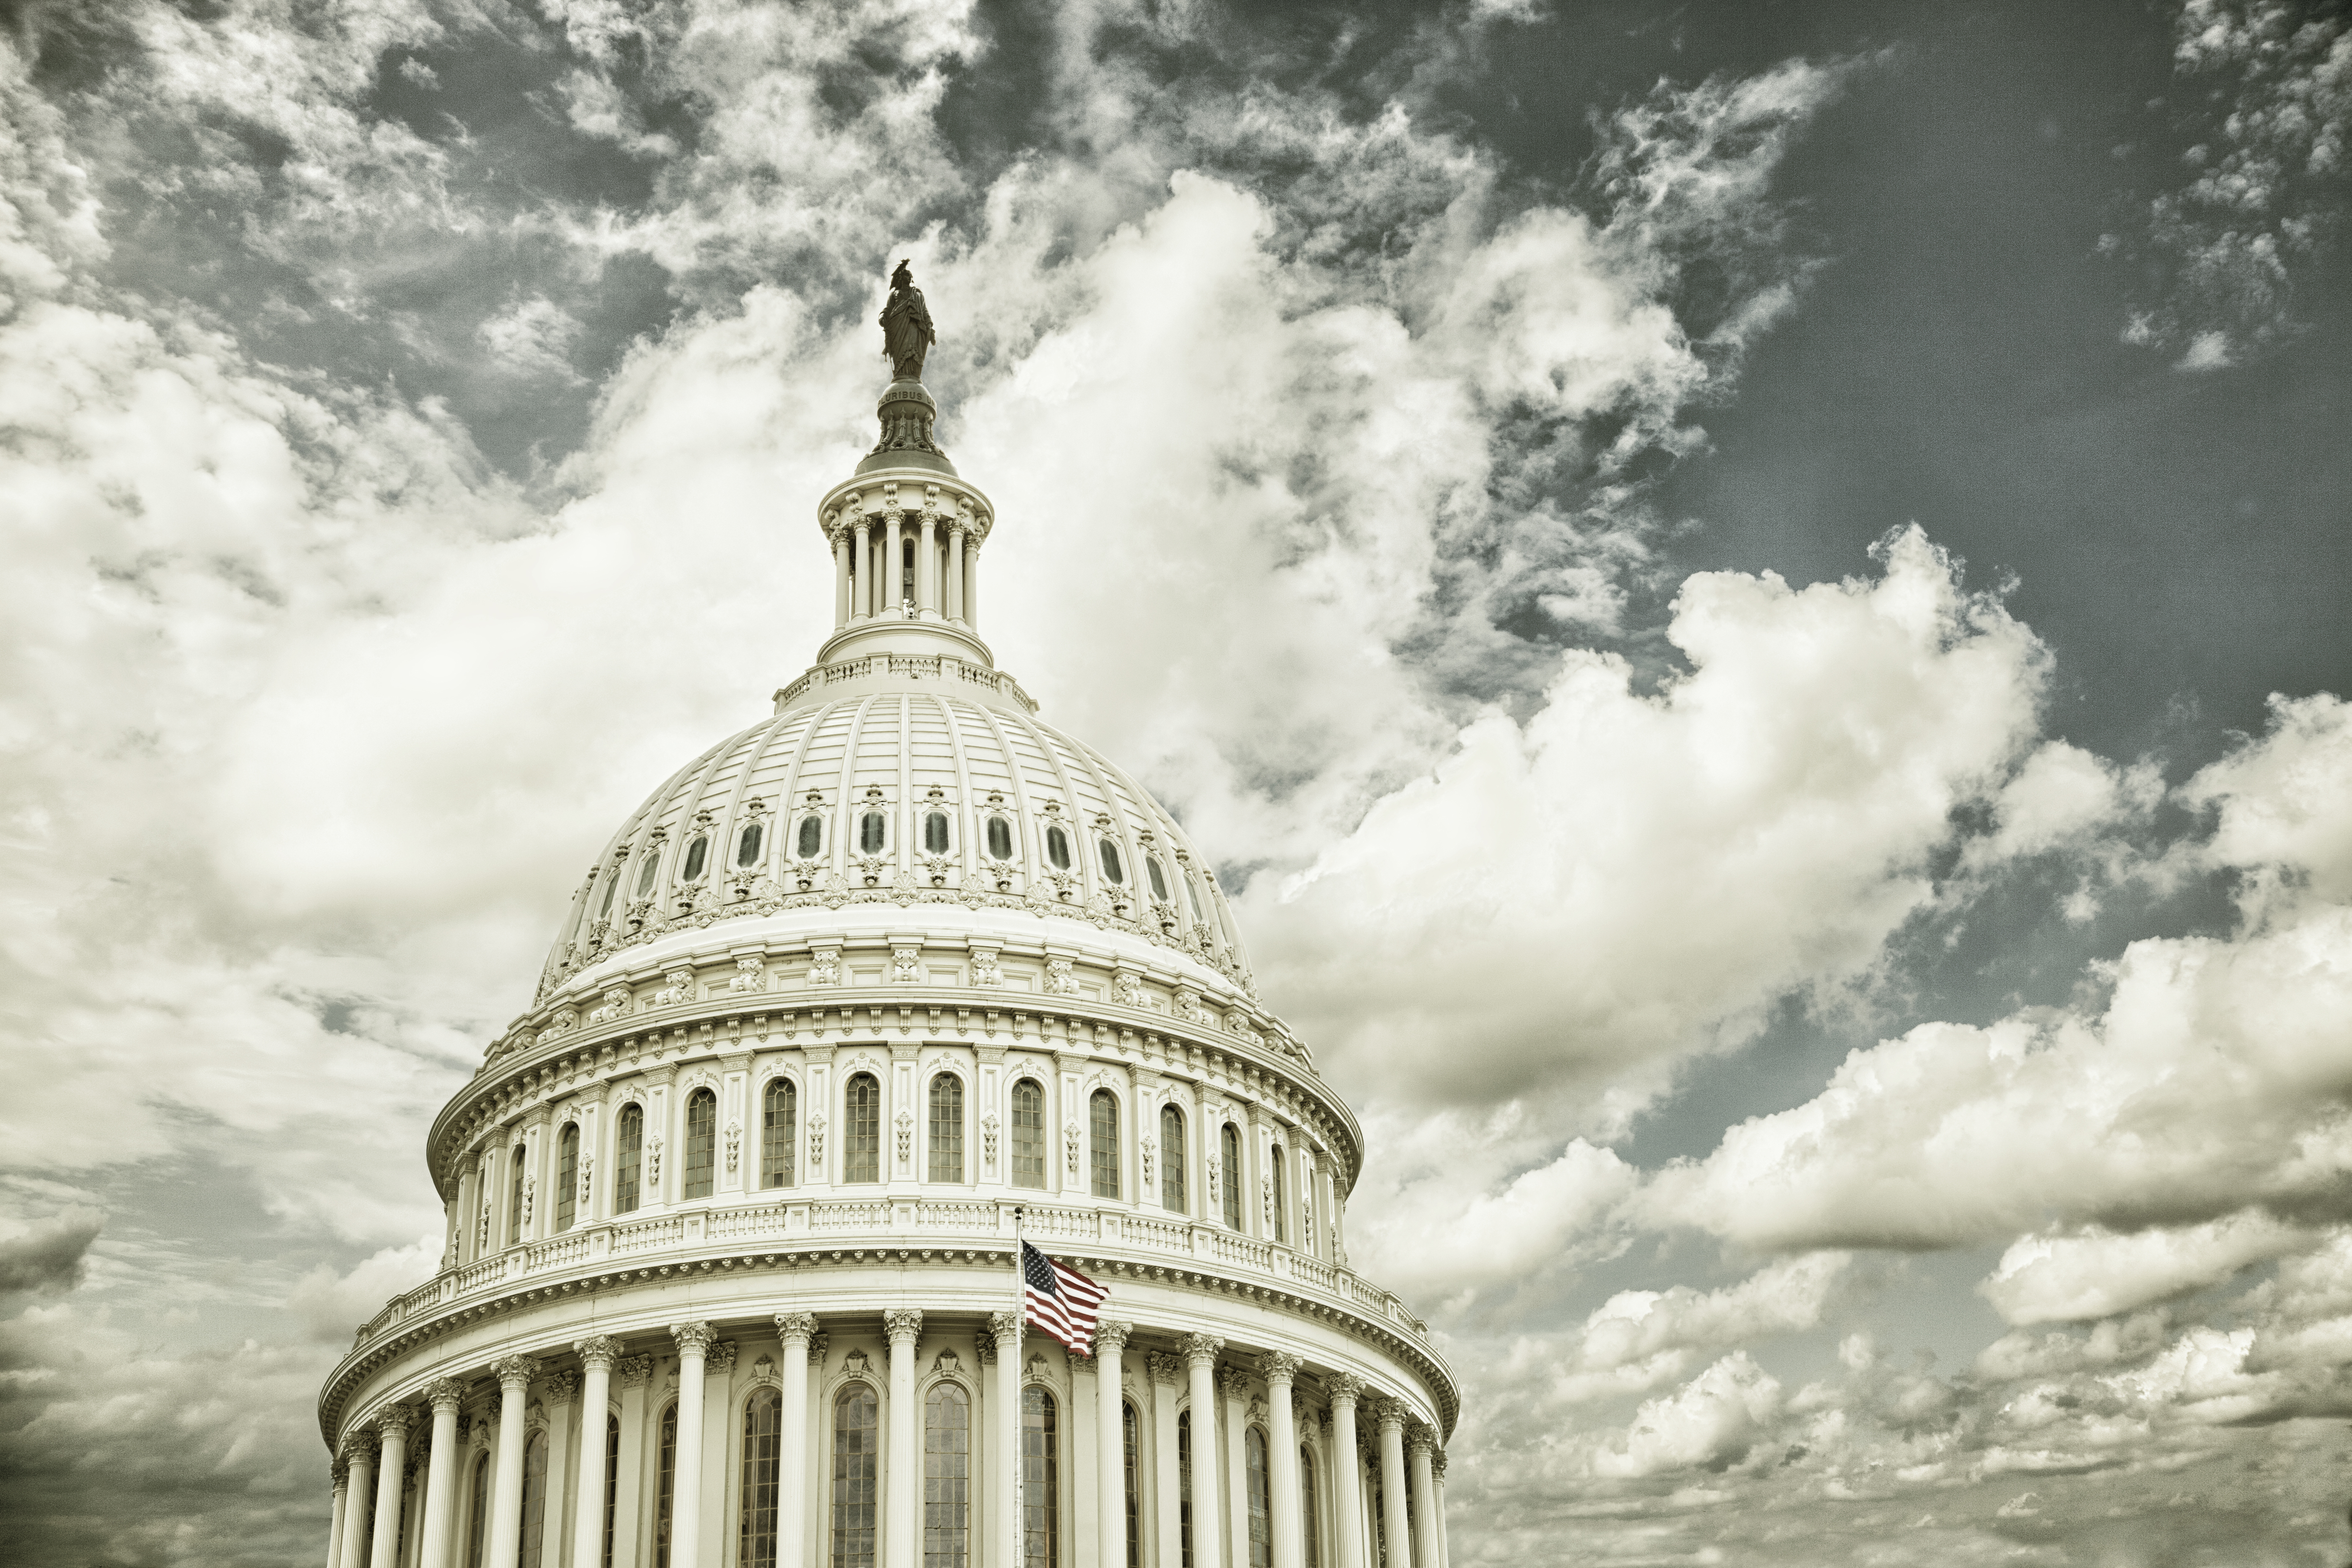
xmin=1044 ymin=959 xmax=1080 ymax=996
xmin=586 ymin=986 xmax=632 ymax=1025
xmin=891 ymin=946 xmax=922 ymax=984
xmin=649 ymin=967 xmax=696 ymax=1007
xmin=970 ymin=950 xmax=1002 ymax=987
xmin=727 ymin=957 xmax=766 ymax=992
xmin=724 ymin=1120 xmax=742 ymax=1174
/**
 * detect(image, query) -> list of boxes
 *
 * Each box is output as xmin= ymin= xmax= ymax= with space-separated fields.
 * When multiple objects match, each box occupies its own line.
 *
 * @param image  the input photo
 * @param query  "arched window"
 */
xmin=833 ymin=1383 xmax=879 ymax=1568
xmin=1099 ymin=838 xmax=1125 ymax=885
xmin=466 ymin=1450 xmax=490 ymax=1568
xmin=1246 ymin=1427 xmax=1271 ymax=1568
xmin=655 ymin=1403 xmax=678 ymax=1568
xmin=520 ymin=1428 xmax=550 ymax=1565
xmin=737 ymin=819 xmax=766 ymax=868
xmin=1160 ymin=1105 xmax=1186 ymax=1213
xmin=1177 ymin=1412 xmax=1193 ymax=1568
xmin=924 ymin=1381 xmax=970 ymax=1568
xmin=1299 ymin=1448 xmax=1320 ymax=1568
xmin=901 ymin=535 xmax=916 ymax=604
xmin=635 ymin=854 xmax=659 ymax=898
xmin=1044 ymin=825 xmax=1071 ymax=870
xmin=508 ymin=1145 xmax=527 ymax=1246
xmin=1146 ymin=856 xmax=1169 ymax=902
xmin=615 ymin=1104 xmax=643 ymax=1214
xmin=924 ymin=811 xmax=950 ymax=855
xmin=742 ymin=1387 xmax=782 ymax=1567
xmin=762 ymin=1080 xmax=797 ymax=1189
xmin=602 ymin=1415 xmax=621 ymax=1568
xmin=684 ymin=1088 xmax=717 ymax=1199
xmin=1010 ymin=1079 xmax=1045 ymax=1189
xmin=859 ymin=811 xmax=887 ymax=855
xmin=985 ymin=816 xmax=1014 ymax=861
xmin=1269 ymin=1145 xmax=1287 ymax=1245
xmin=928 ymin=1074 xmax=964 ymax=1183
xmin=1220 ymin=1124 xmax=1243 ymax=1230
xmin=555 ymin=1124 xmax=580 ymax=1233
xmin=681 ymin=834 xmax=710 ymax=882
xmin=1090 ymin=1090 xmax=1119 ymax=1199
xmin=1122 ymin=1402 xmax=1142 ymax=1568
xmin=797 ymin=815 xmax=824 ymax=859
xmin=1021 ymin=1386 xmax=1058 ymax=1568
xmin=844 ymin=1074 xmax=881 ymax=1184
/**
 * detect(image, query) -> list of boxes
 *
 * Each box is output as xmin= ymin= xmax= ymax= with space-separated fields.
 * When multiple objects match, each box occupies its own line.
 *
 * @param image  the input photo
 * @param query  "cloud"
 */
xmin=285 ymin=1234 xmax=440 ymax=1343
xmin=1553 ymin=1252 xmax=1852 ymax=1404
xmin=0 ymin=1207 xmax=105 ymax=1293
xmin=1979 ymin=1215 xmax=2316 ymax=1326
xmin=1590 ymin=1351 xmax=1785 ymax=1478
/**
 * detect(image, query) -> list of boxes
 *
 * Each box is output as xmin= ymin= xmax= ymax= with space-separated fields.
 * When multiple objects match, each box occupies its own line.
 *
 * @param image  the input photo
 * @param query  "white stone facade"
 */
xmin=318 ymin=379 xmax=1458 ymax=1568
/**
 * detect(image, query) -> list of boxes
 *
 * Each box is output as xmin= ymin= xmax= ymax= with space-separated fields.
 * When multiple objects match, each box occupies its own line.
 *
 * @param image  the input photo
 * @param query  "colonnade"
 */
xmin=326 ymin=1314 xmax=1449 ymax=1568
xmin=830 ymin=510 xmax=981 ymax=629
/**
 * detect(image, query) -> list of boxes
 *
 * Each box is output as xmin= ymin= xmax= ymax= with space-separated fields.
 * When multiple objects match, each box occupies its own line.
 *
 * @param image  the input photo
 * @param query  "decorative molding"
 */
xmin=614 ymin=1356 xmax=654 ymax=1388
xmin=671 ymin=1322 xmax=717 ymax=1358
xmin=884 ymin=1308 xmax=924 ymax=1345
xmin=543 ymin=1371 xmax=580 ymax=1406
xmin=706 ymin=1341 xmax=738 ymax=1377
xmin=1092 ymin=1320 xmax=1132 ymax=1356
xmin=807 ymin=1332 xmax=830 ymax=1367
xmin=1145 ymin=1352 xmax=1183 ymax=1385
xmin=1180 ymin=1333 xmax=1224 ymax=1367
xmin=775 ymin=1312 xmax=818 ymax=1345
xmin=1218 ymin=1366 xmax=1251 ymax=1401
xmin=491 ymin=1355 xmax=539 ymax=1388
xmin=1044 ymin=958 xmax=1081 ymax=995
xmin=725 ymin=1119 xmax=742 ymax=1174
xmin=373 ymin=1403 xmax=418 ymax=1438
xmin=1261 ymin=1351 xmax=1303 ymax=1387
xmin=426 ymin=1377 xmax=466 ymax=1411
xmin=574 ymin=1336 xmax=622 ymax=1371
xmin=1325 ymin=1373 xmax=1366 ymax=1409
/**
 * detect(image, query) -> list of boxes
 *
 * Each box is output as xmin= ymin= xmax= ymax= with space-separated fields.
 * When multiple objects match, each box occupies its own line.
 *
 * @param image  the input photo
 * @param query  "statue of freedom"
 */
xmin=880 ymin=260 xmax=936 ymax=382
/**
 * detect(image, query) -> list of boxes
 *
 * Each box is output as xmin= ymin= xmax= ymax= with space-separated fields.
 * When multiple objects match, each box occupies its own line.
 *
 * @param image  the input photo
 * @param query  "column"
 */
xmin=1325 ymin=1379 xmax=1363 ymax=1568
xmin=420 ymin=1380 xmax=464 ymax=1568
xmin=946 ymin=526 xmax=965 ymax=623
xmin=854 ymin=520 xmax=872 ymax=619
xmin=991 ymin=1311 xmax=1020 ymax=1568
xmin=487 ymin=1357 xmax=539 ymax=1568
xmin=1429 ymin=1451 xmax=1449 ymax=1568
xmin=776 ymin=1314 xmax=818 ymax=1568
xmin=342 ymin=1441 xmax=375 ymax=1568
xmin=670 ymin=1325 xmax=714 ymax=1568
xmin=1146 ymin=1354 xmax=1182 ymax=1568
xmin=1264 ymin=1356 xmax=1302 ymax=1568
xmin=833 ymin=529 xmax=851 ymax=628
xmin=613 ymin=1356 xmax=654 ymax=1568
xmin=326 ymin=1462 xmax=350 ymax=1568
xmin=964 ymin=542 xmax=980 ymax=630
xmin=1094 ymin=1323 xmax=1131 ymax=1568
xmin=1374 ymin=1403 xmax=1409 ymax=1568
xmin=917 ymin=513 xmax=936 ymax=616
xmin=885 ymin=1310 xmax=923 ymax=1568
xmin=1181 ymin=1336 xmax=1223 ymax=1568
xmin=571 ymin=1339 xmax=621 ymax=1568
xmin=541 ymin=1372 xmax=578 ymax=1568
xmin=1407 ymin=1433 xmax=1437 ymax=1568
xmin=885 ymin=512 xmax=903 ymax=613
xmin=1220 ymin=1369 xmax=1248 ymax=1568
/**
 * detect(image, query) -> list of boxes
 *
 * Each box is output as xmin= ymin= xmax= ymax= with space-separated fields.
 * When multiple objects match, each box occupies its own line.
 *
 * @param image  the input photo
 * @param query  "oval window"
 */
xmin=681 ymin=835 xmax=709 ymax=881
xmin=1146 ymin=855 xmax=1169 ymax=902
xmin=924 ymin=812 xmax=949 ymax=854
xmin=635 ymin=854 xmax=658 ymax=897
xmin=985 ymin=816 xmax=1013 ymax=861
xmin=1045 ymin=825 xmax=1071 ymax=870
xmin=796 ymin=815 xmax=823 ymax=859
xmin=1099 ymin=838 xmax=1124 ymax=885
xmin=598 ymin=870 xmax=618 ymax=918
xmin=860 ymin=812 xmax=886 ymax=854
xmin=736 ymin=820 xmax=764 ymax=867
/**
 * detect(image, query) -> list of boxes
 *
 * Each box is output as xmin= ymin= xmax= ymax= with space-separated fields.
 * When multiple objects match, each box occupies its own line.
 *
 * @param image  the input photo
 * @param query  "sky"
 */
xmin=1 ymin=0 xmax=2349 ymax=1562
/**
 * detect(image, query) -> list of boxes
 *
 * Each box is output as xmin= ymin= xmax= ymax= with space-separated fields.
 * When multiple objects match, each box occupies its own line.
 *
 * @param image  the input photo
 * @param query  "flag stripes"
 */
xmin=1020 ymin=1241 xmax=1107 ymax=1355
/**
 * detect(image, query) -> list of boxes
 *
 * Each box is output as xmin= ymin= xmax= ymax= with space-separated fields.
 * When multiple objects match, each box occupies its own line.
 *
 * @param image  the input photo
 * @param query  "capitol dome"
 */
xmin=317 ymin=276 xmax=1458 ymax=1568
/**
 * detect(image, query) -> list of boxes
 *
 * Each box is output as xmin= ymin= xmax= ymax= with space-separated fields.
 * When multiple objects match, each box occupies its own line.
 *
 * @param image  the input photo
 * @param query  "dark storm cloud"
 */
xmin=0 ymin=1207 xmax=103 ymax=1293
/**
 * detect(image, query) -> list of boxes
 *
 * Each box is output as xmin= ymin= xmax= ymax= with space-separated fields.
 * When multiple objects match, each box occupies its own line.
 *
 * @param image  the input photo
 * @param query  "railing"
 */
xmin=358 ymin=1197 xmax=1429 ymax=1356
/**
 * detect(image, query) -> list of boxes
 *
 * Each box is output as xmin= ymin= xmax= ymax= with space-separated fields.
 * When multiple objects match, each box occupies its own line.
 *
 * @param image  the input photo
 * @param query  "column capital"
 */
xmin=1405 ymin=1425 xmax=1435 ymax=1456
xmin=373 ymin=1403 xmax=418 ymax=1439
xmin=1371 ymin=1396 xmax=1407 ymax=1432
xmin=706 ymin=1341 xmax=739 ymax=1377
xmin=614 ymin=1355 xmax=655 ymax=1387
xmin=426 ymin=1377 xmax=467 ymax=1411
xmin=544 ymin=1371 xmax=580 ymax=1406
xmin=330 ymin=1458 xmax=349 ymax=1488
xmin=1181 ymin=1333 xmax=1224 ymax=1367
xmin=1430 ymin=1449 xmax=1448 ymax=1481
xmin=1092 ymin=1320 xmax=1132 ymax=1357
xmin=491 ymin=1355 xmax=540 ymax=1390
xmin=1217 ymin=1365 xmax=1251 ymax=1400
xmin=1145 ymin=1351 xmax=1184 ymax=1385
xmin=1326 ymin=1372 xmax=1365 ymax=1408
xmin=774 ymin=1312 xmax=818 ymax=1346
xmin=671 ymin=1321 xmax=717 ymax=1358
xmin=1259 ymin=1351 xmax=1302 ymax=1387
xmin=985 ymin=1310 xmax=1019 ymax=1357
xmin=807 ymin=1331 xmax=830 ymax=1365
xmin=884 ymin=1308 xmax=923 ymax=1346
xmin=573 ymin=1335 xmax=623 ymax=1371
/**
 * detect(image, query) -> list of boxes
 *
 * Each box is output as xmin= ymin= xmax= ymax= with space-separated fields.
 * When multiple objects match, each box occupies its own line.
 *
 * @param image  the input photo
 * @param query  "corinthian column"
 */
xmin=326 ymin=1461 xmax=350 ymax=1568
xmin=1407 ymin=1431 xmax=1438 ymax=1568
xmin=371 ymin=1407 xmax=415 ymax=1568
xmin=1263 ymin=1355 xmax=1303 ymax=1568
xmin=1374 ymin=1402 xmax=1409 ymax=1568
xmin=776 ymin=1313 xmax=819 ymax=1568
xmin=1145 ymin=1354 xmax=1183 ymax=1568
xmin=341 ymin=1441 xmax=375 ymax=1568
xmin=1181 ymin=1336 xmax=1224 ymax=1568
xmin=1324 ymin=1377 xmax=1364 ymax=1568
xmin=885 ymin=1309 xmax=923 ymax=1568
xmin=570 ymin=1338 xmax=621 ymax=1568
xmin=990 ymin=1311 xmax=1019 ymax=1568
xmin=1429 ymin=1449 xmax=1449 ymax=1568
xmin=670 ymin=1324 xmax=715 ymax=1568
xmin=1093 ymin=1322 xmax=1132 ymax=1568
xmin=853 ymin=518 xmax=873 ymax=619
xmin=419 ymin=1379 xmax=464 ymax=1568
xmin=487 ymin=1357 xmax=539 ymax=1568
xmin=1220 ymin=1368 xmax=1249 ymax=1568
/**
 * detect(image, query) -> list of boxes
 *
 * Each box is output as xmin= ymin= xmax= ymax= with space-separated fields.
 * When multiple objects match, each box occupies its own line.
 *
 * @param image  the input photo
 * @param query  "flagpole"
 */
xmin=1010 ymin=1204 xmax=1024 ymax=1568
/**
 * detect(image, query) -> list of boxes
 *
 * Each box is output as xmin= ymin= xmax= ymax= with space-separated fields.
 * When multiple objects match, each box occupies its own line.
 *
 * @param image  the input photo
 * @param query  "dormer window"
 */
xmin=985 ymin=815 xmax=1014 ymax=861
xmin=1099 ymin=839 xmax=1125 ymax=885
xmin=1045 ymin=825 xmax=1071 ymax=870
xmin=796 ymin=815 xmax=824 ymax=859
xmin=681 ymin=834 xmax=709 ymax=881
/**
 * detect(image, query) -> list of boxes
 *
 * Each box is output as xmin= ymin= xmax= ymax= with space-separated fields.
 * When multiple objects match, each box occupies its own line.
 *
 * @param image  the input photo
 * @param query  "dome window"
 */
xmin=736 ymin=820 xmax=765 ymax=868
xmin=634 ymin=854 xmax=659 ymax=898
xmin=1099 ymin=839 xmax=1125 ymax=885
xmin=923 ymin=811 xmax=950 ymax=855
xmin=597 ymin=870 xmax=618 ymax=919
xmin=859 ymin=811 xmax=887 ymax=855
xmin=985 ymin=815 xmax=1014 ymax=861
xmin=796 ymin=814 xmax=823 ymax=859
xmin=681 ymin=834 xmax=709 ymax=882
xmin=1146 ymin=855 xmax=1169 ymax=903
xmin=1184 ymin=874 xmax=1205 ymax=924
xmin=1045 ymin=825 xmax=1072 ymax=871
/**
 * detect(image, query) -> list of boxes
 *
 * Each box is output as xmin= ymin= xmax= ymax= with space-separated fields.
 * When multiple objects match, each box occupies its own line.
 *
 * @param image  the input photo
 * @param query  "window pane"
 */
xmin=925 ymin=812 xmax=949 ymax=854
xmin=1177 ymin=1413 xmax=1191 ymax=1568
xmin=861 ymin=812 xmax=887 ymax=854
xmin=616 ymin=1105 xmax=642 ymax=1215
xmin=740 ymin=1389 xmax=781 ymax=1568
xmin=1270 ymin=1147 xmax=1286 ymax=1244
xmin=1011 ymin=1080 xmax=1045 ymax=1190
xmin=1160 ymin=1106 xmax=1186 ymax=1213
xmin=846 ymin=1075 xmax=881 ymax=1184
xmin=603 ymin=1418 xmax=621 ymax=1568
xmin=1221 ymin=1126 xmax=1242 ymax=1230
xmin=467 ymin=1453 xmax=490 ymax=1568
xmin=1246 ymin=1428 xmax=1270 ymax=1568
xmin=929 ymin=1075 xmax=964 ymax=1183
xmin=1184 ymin=875 xmax=1204 ymax=923
xmin=556 ymin=1124 xmax=578 ymax=1233
xmin=763 ymin=1080 xmax=797 ymax=1189
xmin=1299 ymin=1450 xmax=1319 ymax=1568
xmin=1021 ymin=1387 xmax=1057 ymax=1568
xmin=1098 ymin=839 xmax=1124 ymax=885
xmin=1089 ymin=1091 xmax=1119 ymax=1199
xmin=986 ymin=817 xmax=1012 ymax=861
xmin=655 ymin=1403 xmax=678 ymax=1568
xmin=508 ymin=1147 xmax=526 ymax=1246
xmin=685 ymin=1090 xmax=717 ymax=1199
xmin=1123 ymin=1404 xmax=1142 ymax=1568
xmin=683 ymin=835 xmax=709 ymax=881
xmin=598 ymin=872 xmax=618 ymax=918
xmin=1147 ymin=856 xmax=1169 ymax=902
xmin=1045 ymin=826 xmax=1070 ymax=870
xmin=636 ymin=855 xmax=659 ymax=897
xmin=737 ymin=821 xmax=765 ymax=867
xmin=798 ymin=816 xmax=824 ymax=859
xmin=833 ymin=1385 xmax=878 ymax=1568
xmin=924 ymin=1383 xmax=970 ymax=1568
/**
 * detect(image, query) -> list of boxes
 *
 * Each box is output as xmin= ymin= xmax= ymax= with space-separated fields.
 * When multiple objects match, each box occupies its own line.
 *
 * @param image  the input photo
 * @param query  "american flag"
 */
xmin=1021 ymin=1241 xmax=1108 ymax=1355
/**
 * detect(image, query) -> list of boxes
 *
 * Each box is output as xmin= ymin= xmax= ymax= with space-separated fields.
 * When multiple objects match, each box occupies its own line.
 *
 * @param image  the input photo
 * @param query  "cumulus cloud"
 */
xmin=1980 ymin=1215 xmax=2315 ymax=1326
xmin=285 ymin=1234 xmax=440 ymax=1343
xmin=1551 ymin=1252 xmax=1852 ymax=1404
xmin=0 ymin=1206 xmax=105 ymax=1293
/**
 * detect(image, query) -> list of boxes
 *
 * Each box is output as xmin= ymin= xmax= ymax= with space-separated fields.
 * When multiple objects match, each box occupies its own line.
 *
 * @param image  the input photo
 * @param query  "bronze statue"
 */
xmin=880 ymin=259 xmax=935 ymax=382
